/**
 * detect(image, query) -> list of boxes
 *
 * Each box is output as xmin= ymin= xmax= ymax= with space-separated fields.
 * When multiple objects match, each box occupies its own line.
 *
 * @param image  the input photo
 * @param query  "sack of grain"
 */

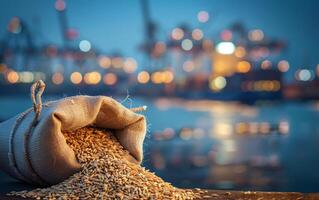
xmin=0 ymin=80 xmax=147 ymax=186
xmin=9 ymin=126 xmax=201 ymax=200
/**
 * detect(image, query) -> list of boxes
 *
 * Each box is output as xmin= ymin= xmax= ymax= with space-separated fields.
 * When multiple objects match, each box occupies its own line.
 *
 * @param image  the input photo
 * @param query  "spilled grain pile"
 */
xmin=9 ymin=127 xmax=204 ymax=199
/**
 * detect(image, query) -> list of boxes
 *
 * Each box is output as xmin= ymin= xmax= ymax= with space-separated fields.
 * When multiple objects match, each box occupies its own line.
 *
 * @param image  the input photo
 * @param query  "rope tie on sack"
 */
xmin=23 ymin=80 xmax=48 ymax=185
xmin=30 ymin=80 xmax=46 ymax=124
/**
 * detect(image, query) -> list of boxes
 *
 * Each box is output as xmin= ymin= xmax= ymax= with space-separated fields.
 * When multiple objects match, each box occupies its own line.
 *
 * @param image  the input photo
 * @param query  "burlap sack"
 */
xmin=0 ymin=80 xmax=147 ymax=185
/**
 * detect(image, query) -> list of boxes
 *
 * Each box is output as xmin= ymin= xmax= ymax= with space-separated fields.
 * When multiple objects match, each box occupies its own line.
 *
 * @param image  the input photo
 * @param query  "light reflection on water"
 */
xmin=0 ymin=96 xmax=319 ymax=192
xmin=138 ymin=98 xmax=319 ymax=192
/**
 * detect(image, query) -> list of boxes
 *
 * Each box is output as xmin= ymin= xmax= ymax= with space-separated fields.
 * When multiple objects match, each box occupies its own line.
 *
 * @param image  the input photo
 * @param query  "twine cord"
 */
xmin=15 ymin=79 xmax=49 ymax=185
xmin=130 ymin=105 xmax=147 ymax=113
xmin=30 ymin=80 xmax=46 ymax=123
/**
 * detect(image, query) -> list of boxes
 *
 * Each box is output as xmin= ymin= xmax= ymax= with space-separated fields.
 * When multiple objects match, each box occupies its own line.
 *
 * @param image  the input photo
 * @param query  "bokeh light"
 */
xmin=79 ymin=40 xmax=91 ymax=52
xmin=197 ymin=11 xmax=209 ymax=23
xmin=248 ymin=29 xmax=264 ymax=41
xmin=192 ymin=29 xmax=204 ymax=40
xmin=171 ymin=28 xmax=184 ymax=40
xmin=180 ymin=128 xmax=193 ymax=140
xmin=19 ymin=71 xmax=34 ymax=83
xmin=6 ymin=71 xmax=19 ymax=84
xmin=235 ymin=46 xmax=246 ymax=58
xmin=210 ymin=76 xmax=227 ymax=91
xmin=220 ymin=29 xmax=232 ymax=41
xmin=103 ymin=73 xmax=117 ymax=85
xmin=162 ymin=71 xmax=174 ymax=84
xmin=261 ymin=60 xmax=272 ymax=69
xmin=123 ymin=57 xmax=138 ymax=73
xmin=55 ymin=0 xmax=66 ymax=11
xmin=151 ymin=72 xmax=163 ymax=84
xmin=181 ymin=39 xmax=193 ymax=51
xmin=216 ymin=42 xmax=235 ymax=54
xmin=98 ymin=56 xmax=111 ymax=69
xmin=52 ymin=72 xmax=64 ymax=85
xmin=236 ymin=61 xmax=251 ymax=73
xmin=296 ymin=69 xmax=313 ymax=81
xmin=84 ymin=71 xmax=101 ymax=85
xmin=137 ymin=71 xmax=150 ymax=84
xmin=70 ymin=72 xmax=82 ymax=84
xmin=277 ymin=60 xmax=290 ymax=72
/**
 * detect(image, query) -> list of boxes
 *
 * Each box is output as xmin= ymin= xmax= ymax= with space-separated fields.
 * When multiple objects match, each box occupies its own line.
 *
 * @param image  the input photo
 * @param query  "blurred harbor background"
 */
xmin=0 ymin=0 xmax=319 ymax=193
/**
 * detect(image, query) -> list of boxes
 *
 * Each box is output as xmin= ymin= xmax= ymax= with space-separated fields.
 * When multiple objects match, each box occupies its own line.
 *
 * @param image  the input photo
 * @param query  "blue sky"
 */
xmin=1 ymin=0 xmax=319 ymax=80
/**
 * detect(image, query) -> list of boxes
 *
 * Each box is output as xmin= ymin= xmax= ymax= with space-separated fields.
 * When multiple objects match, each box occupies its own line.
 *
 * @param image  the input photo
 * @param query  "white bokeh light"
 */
xmin=79 ymin=40 xmax=91 ymax=52
xmin=216 ymin=42 xmax=235 ymax=55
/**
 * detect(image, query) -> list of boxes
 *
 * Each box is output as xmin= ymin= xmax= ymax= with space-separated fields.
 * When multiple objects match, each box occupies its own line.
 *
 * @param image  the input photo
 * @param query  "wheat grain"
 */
xmin=9 ymin=127 xmax=204 ymax=200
